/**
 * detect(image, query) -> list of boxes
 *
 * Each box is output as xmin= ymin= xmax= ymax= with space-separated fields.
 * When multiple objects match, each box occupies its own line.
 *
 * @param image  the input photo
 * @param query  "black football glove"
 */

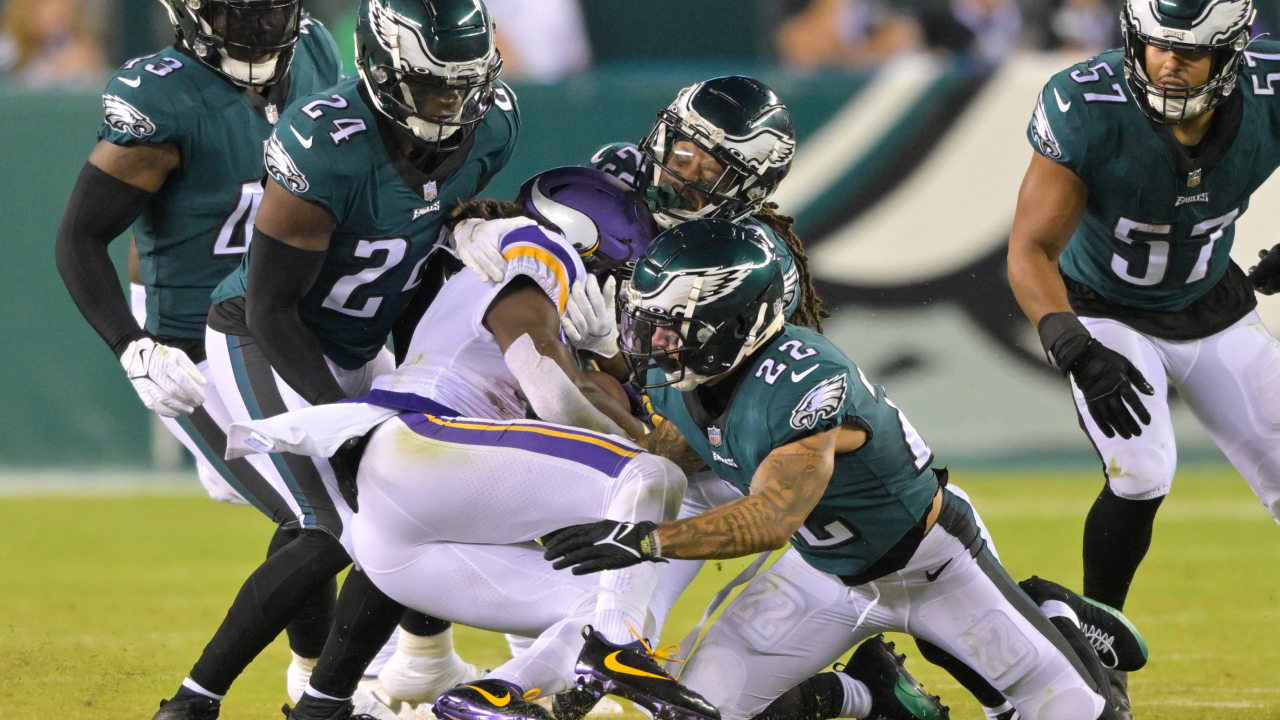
xmin=1249 ymin=243 xmax=1280 ymax=295
xmin=1039 ymin=312 xmax=1154 ymax=440
xmin=543 ymin=520 xmax=665 ymax=575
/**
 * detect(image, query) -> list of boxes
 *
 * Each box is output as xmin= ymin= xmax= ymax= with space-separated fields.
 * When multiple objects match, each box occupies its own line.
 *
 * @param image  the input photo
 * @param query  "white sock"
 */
xmin=834 ymin=671 xmax=872 ymax=718
xmin=303 ymin=683 xmax=348 ymax=702
xmin=984 ymin=701 xmax=1015 ymax=719
xmin=291 ymin=652 xmax=318 ymax=673
xmin=181 ymin=678 xmax=225 ymax=701
xmin=1039 ymin=599 xmax=1080 ymax=627
xmin=398 ymin=625 xmax=455 ymax=660
xmin=594 ymin=564 xmax=659 ymax=645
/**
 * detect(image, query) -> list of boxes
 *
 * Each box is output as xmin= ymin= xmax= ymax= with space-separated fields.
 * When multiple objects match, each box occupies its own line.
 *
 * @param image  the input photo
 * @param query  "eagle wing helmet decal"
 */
xmin=639 ymin=264 xmax=756 ymax=312
xmin=790 ymin=374 xmax=849 ymax=431
xmin=722 ymin=127 xmax=797 ymax=173
xmin=103 ymin=94 xmax=156 ymax=139
xmin=367 ymin=0 xmax=493 ymax=76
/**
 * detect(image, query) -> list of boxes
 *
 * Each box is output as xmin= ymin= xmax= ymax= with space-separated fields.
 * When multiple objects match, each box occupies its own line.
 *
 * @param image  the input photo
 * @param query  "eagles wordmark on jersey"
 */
xmin=99 ymin=15 xmax=343 ymax=340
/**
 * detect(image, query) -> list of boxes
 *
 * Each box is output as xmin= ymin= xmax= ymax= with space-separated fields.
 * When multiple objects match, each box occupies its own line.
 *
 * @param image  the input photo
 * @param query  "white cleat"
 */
xmin=353 ymin=677 xmax=429 ymax=720
xmin=287 ymin=652 xmax=319 ymax=704
xmin=378 ymin=650 xmax=479 ymax=704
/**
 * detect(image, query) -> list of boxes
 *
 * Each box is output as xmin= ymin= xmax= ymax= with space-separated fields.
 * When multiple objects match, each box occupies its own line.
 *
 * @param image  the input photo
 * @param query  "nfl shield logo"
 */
xmin=424 ymin=181 xmax=438 ymax=201
xmin=708 ymin=427 xmax=722 ymax=447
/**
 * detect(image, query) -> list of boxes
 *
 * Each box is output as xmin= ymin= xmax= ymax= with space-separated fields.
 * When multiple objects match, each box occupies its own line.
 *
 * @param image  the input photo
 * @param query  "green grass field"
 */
xmin=2 ymin=468 xmax=1278 ymax=720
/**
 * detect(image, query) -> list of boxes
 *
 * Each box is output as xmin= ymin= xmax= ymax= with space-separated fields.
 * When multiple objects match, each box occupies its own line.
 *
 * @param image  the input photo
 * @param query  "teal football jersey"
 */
xmin=646 ymin=325 xmax=939 ymax=577
xmin=213 ymin=77 xmax=520 ymax=369
xmin=587 ymin=142 xmax=801 ymax=318
xmin=1028 ymin=43 xmax=1280 ymax=313
xmin=99 ymin=15 xmax=343 ymax=340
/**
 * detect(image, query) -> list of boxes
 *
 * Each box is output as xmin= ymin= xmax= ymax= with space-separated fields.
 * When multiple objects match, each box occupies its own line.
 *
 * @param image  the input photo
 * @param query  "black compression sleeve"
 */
xmin=54 ymin=162 xmax=153 ymax=358
xmin=244 ymin=228 xmax=347 ymax=405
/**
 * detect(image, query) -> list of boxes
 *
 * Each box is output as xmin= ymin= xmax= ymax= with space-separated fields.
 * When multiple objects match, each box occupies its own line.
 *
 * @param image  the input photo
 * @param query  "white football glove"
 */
xmin=120 ymin=337 xmax=207 ymax=418
xmin=451 ymin=216 xmax=537 ymax=283
xmin=561 ymin=275 xmax=620 ymax=359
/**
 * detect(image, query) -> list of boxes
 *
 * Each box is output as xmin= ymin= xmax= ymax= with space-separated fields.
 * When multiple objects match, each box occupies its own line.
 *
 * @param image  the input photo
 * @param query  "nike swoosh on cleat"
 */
xmin=464 ymin=685 xmax=510 ymax=707
xmin=604 ymin=651 xmax=667 ymax=680
xmin=290 ymin=125 xmax=314 ymax=149
xmin=119 ymin=76 xmax=141 ymax=87
xmin=791 ymin=365 xmax=819 ymax=382
xmin=1054 ymin=88 xmax=1072 ymax=112
xmin=925 ymin=559 xmax=951 ymax=582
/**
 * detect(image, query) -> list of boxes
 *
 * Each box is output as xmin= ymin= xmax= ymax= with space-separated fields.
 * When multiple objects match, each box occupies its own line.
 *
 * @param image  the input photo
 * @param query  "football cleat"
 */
xmin=379 ymin=648 xmax=481 ymax=703
xmin=282 ymin=697 xmax=382 ymax=720
xmin=1107 ymin=669 xmax=1132 ymax=720
xmin=434 ymin=679 xmax=554 ymax=720
xmin=572 ymin=625 xmax=718 ymax=720
xmin=836 ymin=635 xmax=950 ymax=720
xmin=152 ymin=689 xmax=220 ymax=720
xmin=550 ymin=687 xmax=625 ymax=720
xmin=1018 ymin=576 xmax=1148 ymax=671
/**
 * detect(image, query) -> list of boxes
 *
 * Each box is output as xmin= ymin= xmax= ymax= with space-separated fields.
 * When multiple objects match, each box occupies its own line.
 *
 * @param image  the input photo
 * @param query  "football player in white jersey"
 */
xmin=228 ymin=168 xmax=719 ymax=720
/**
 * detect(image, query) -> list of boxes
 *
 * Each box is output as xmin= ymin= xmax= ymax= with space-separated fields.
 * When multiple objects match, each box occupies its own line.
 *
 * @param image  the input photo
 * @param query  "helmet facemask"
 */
xmin=639 ymin=108 xmax=770 ymax=229
xmin=178 ymin=0 xmax=302 ymax=87
xmin=360 ymin=52 xmax=500 ymax=147
xmin=1121 ymin=2 xmax=1251 ymax=124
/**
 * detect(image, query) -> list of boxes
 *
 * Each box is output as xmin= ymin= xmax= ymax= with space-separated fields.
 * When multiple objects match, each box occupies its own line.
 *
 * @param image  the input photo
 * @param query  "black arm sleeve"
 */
xmin=244 ymin=228 xmax=347 ymax=406
xmin=54 ymin=162 xmax=153 ymax=358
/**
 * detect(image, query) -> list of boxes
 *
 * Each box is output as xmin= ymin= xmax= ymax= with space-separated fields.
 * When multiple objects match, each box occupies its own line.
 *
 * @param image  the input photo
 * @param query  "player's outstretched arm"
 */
xmin=487 ymin=277 xmax=648 ymax=439
xmin=245 ymin=180 xmax=346 ymax=405
xmin=636 ymin=418 xmax=708 ymax=475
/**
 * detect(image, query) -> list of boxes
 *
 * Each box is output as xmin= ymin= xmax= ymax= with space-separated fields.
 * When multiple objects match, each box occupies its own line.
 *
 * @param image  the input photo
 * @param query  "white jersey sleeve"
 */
xmin=498 ymin=224 xmax=586 ymax=314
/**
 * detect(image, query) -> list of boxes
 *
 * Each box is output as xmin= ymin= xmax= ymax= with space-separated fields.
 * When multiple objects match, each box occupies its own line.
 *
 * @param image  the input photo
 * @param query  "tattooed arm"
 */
xmin=636 ymin=418 xmax=709 ymax=475
xmin=653 ymin=427 xmax=840 ymax=560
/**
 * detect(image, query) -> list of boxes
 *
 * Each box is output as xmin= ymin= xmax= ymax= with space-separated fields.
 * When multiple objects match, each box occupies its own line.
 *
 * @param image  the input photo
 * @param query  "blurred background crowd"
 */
xmin=10 ymin=0 xmax=1280 ymax=91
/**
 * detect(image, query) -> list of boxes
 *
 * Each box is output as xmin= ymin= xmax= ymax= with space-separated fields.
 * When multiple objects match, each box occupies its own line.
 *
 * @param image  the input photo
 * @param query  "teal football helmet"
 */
xmin=158 ymin=0 xmax=302 ymax=86
xmin=620 ymin=219 xmax=786 ymax=390
xmin=355 ymin=0 xmax=503 ymax=147
xmin=1122 ymin=0 xmax=1254 ymax=123
xmin=638 ymin=76 xmax=796 ymax=228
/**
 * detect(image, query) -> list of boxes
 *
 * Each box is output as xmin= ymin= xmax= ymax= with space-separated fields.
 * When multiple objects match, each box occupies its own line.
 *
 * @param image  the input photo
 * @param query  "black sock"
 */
xmin=307 ymin=569 xmax=405 ymax=698
xmin=399 ymin=609 xmax=452 ymax=637
xmin=1082 ymin=483 xmax=1164 ymax=610
xmin=750 ymin=673 xmax=844 ymax=720
xmin=188 ymin=530 xmax=351 ymax=696
xmin=267 ymin=525 xmax=339 ymax=659
xmin=916 ymin=638 xmax=1006 ymax=708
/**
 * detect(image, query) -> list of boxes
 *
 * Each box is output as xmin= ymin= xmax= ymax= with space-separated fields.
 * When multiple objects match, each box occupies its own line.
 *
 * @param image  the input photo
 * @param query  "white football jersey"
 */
xmin=373 ymin=223 xmax=585 ymax=420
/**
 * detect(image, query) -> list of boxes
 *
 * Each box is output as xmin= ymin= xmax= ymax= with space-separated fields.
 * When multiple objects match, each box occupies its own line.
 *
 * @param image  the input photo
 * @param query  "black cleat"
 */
xmin=282 ymin=694 xmax=379 ymax=720
xmin=551 ymin=686 xmax=603 ymax=720
xmin=434 ymin=679 xmax=555 ymax=720
xmin=1107 ymin=669 xmax=1132 ymax=720
xmin=837 ymin=635 xmax=950 ymax=720
xmin=573 ymin=625 xmax=719 ymax=720
xmin=1018 ymin=576 xmax=1148 ymax=671
xmin=152 ymin=688 xmax=220 ymax=720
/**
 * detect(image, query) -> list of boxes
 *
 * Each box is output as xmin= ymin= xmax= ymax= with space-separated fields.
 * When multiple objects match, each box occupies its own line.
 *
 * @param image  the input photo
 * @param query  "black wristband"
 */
xmin=1036 ymin=311 xmax=1093 ymax=375
xmin=55 ymin=162 xmax=154 ymax=358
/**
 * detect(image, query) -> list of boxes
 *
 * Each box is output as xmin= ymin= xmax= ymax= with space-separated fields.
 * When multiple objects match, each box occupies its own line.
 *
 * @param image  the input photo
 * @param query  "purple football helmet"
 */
xmin=518 ymin=166 xmax=659 ymax=277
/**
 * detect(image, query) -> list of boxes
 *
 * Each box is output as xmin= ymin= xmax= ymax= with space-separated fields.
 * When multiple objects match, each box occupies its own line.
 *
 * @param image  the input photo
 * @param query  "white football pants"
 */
xmin=679 ymin=491 xmax=1103 ymax=720
xmin=351 ymin=413 xmax=686 ymax=694
xmin=1076 ymin=311 xmax=1280 ymax=520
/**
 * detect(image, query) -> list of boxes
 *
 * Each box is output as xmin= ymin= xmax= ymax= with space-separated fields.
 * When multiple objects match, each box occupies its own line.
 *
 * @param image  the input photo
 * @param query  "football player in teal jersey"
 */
xmin=1009 ymin=0 xmax=1280 ymax=714
xmin=50 ymin=1 xmax=357 ymax=716
xmin=545 ymin=221 xmax=1134 ymax=720
xmin=197 ymin=0 xmax=517 ymax=718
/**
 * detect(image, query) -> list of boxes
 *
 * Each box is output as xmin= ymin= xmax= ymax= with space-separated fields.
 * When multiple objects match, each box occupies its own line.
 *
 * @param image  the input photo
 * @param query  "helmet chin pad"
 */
xmin=406 ymin=115 xmax=460 ymax=141
xmin=1147 ymin=89 xmax=1213 ymax=122
xmin=217 ymin=49 xmax=279 ymax=85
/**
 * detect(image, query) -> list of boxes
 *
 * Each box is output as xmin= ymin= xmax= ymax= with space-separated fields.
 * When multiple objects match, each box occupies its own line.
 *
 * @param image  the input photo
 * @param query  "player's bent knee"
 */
xmin=1023 ymin=684 xmax=1104 ymax=720
xmin=1104 ymin=444 xmax=1175 ymax=500
xmin=624 ymin=453 xmax=688 ymax=521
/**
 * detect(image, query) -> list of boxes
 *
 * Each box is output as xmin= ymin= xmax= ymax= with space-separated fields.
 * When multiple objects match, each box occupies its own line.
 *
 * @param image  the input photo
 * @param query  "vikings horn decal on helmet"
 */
xmin=157 ymin=0 xmax=303 ymax=87
xmin=639 ymin=76 xmax=796 ymax=228
xmin=620 ymin=219 xmax=786 ymax=390
xmin=355 ymin=0 xmax=502 ymax=147
xmin=517 ymin=167 xmax=659 ymax=276
xmin=1122 ymin=0 xmax=1254 ymax=123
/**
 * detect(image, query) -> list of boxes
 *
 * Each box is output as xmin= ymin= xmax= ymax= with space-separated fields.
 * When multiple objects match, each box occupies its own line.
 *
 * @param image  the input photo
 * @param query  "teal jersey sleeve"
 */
xmin=764 ymin=356 xmax=857 ymax=450
xmin=297 ymin=14 xmax=344 ymax=87
xmin=263 ymin=96 xmax=362 ymax=217
xmin=98 ymin=52 xmax=188 ymax=146
xmin=1028 ymin=65 xmax=1100 ymax=180
xmin=588 ymin=142 xmax=646 ymax=186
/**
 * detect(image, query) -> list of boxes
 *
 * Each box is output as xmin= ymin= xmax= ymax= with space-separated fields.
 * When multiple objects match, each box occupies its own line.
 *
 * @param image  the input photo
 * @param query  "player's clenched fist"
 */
xmin=120 ymin=337 xmax=207 ymax=417
xmin=544 ymin=519 xmax=665 ymax=575
xmin=1249 ymin=243 xmax=1280 ymax=295
xmin=451 ymin=216 xmax=536 ymax=283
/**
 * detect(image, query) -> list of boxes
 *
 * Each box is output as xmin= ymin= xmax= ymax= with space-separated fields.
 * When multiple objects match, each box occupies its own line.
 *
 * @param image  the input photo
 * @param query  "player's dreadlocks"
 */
xmin=753 ymin=202 xmax=829 ymax=333
xmin=448 ymin=198 xmax=527 ymax=223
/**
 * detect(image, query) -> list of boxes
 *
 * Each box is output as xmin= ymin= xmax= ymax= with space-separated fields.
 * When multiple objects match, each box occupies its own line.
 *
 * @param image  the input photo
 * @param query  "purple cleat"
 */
xmin=573 ymin=626 xmax=719 ymax=720
xmin=433 ymin=679 xmax=553 ymax=720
